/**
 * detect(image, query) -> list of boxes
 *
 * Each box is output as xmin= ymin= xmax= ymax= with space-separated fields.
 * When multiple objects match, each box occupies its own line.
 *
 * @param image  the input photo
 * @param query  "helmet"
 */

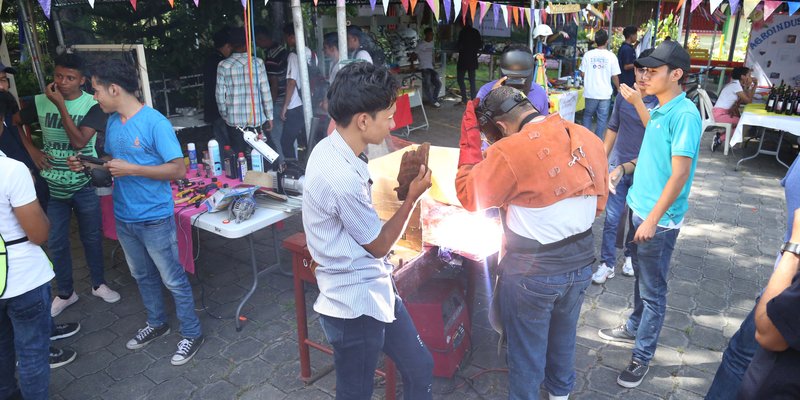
xmin=476 ymin=88 xmax=531 ymax=144
xmin=499 ymin=48 xmax=535 ymax=90
xmin=532 ymin=24 xmax=553 ymax=38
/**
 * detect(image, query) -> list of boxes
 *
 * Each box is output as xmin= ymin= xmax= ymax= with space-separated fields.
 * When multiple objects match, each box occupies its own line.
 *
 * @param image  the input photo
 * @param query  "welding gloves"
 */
xmin=458 ymin=99 xmax=483 ymax=168
xmin=395 ymin=142 xmax=431 ymax=201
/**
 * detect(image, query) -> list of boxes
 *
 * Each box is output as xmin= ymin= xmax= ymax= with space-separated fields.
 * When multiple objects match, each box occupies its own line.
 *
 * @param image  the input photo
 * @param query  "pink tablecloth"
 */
xmin=101 ymin=173 xmax=244 ymax=274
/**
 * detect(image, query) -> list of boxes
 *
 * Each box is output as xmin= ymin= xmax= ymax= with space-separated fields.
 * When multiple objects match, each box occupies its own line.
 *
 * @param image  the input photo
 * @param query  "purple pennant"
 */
xmin=369 ymin=0 xmax=377 ymax=11
xmin=38 ymin=0 xmax=51 ymax=18
xmin=444 ymin=0 xmax=452 ymax=21
xmin=729 ymin=0 xmax=740 ymax=14
xmin=493 ymin=3 xmax=500 ymax=28
xmin=690 ymin=0 xmax=702 ymax=12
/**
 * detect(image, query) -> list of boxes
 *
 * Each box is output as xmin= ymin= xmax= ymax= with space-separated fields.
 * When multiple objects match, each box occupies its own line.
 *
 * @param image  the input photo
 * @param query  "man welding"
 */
xmin=455 ymin=86 xmax=608 ymax=400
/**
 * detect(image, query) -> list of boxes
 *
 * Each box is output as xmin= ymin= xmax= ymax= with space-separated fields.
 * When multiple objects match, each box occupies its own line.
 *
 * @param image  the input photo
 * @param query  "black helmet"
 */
xmin=476 ymin=88 xmax=531 ymax=144
xmin=499 ymin=48 xmax=535 ymax=90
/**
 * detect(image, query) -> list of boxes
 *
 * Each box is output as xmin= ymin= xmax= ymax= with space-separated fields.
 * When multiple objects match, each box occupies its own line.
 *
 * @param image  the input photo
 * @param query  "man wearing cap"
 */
xmin=456 ymin=85 xmax=608 ymax=400
xmin=596 ymin=41 xmax=702 ymax=388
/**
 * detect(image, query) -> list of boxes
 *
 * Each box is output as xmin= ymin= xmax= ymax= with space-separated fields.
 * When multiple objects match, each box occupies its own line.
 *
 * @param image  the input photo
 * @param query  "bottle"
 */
xmin=238 ymin=152 xmax=247 ymax=181
xmin=786 ymin=90 xmax=796 ymax=116
xmin=775 ymin=88 xmax=785 ymax=114
xmin=223 ymin=145 xmax=236 ymax=179
xmin=187 ymin=143 xmax=197 ymax=170
xmin=766 ymin=87 xmax=776 ymax=112
xmin=796 ymin=91 xmax=800 ymax=115
xmin=251 ymin=148 xmax=263 ymax=172
xmin=207 ymin=139 xmax=222 ymax=176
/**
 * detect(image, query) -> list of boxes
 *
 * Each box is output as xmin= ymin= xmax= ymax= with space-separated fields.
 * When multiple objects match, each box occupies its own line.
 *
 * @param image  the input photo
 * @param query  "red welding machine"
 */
xmin=405 ymin=278 xmax=471 ymax=378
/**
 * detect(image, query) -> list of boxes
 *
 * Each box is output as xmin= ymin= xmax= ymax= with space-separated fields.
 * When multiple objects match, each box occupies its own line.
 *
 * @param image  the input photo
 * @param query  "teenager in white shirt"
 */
xmin=580 ymin=30 xmax=621 ymax=139
xmin=409 ymin=28 xmax=441 ymax=108
xmin=711 ymin=67 xmax=755 ymax=151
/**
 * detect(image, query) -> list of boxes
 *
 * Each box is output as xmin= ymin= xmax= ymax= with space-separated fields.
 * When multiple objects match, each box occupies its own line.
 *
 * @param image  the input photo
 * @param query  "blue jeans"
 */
xmin=116 ymin=215 xmax=201 ymax=339
xmin=421 ymin=68 xmax=442 ymax=104
xmin=625 ymin=213 xmax=680 ymax=364
xmin=319 ymin=294 xmax=434 ymax=400
xmin=705 ymin=303 xmax=758 ymax=399
xmin=582 ymin=98 xmax=611 ymax=139
xmin=48 ymin=185 xmax=106 ymax=296
xmin=0 ymin=283 xmax=52 ymax=400
xmin=499 ymin=262 xmax=593 ymax=399
xmin=601 ymin=166 xmax=634 ymax=266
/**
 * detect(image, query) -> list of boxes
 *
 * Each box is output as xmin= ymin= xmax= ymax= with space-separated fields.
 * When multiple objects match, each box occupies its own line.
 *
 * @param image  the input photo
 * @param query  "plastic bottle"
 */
xmin=251 ymin=148 xmax=263 ymax=172
xmin=207 ymin=139 xmax=223 ymax=176
xmin=238 ymin=153 xmax=247 ymax=181
xmin=187 ymin=143 xmax=197 ymax=170
xmin=223 ymin=145 xmax=236 ymax=179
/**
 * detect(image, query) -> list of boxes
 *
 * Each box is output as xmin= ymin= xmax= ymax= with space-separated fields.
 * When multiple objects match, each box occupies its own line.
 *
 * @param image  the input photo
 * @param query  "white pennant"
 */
xmin=88 ymin=0 xmax=95 ymax=7
xmin=500 ymin=5 xmax=508 ymax=28
xmin=382 ymin=0 xmax=389 ymax=14
xmin=708 ymin=0 xmax=724 ymax=12
xmin=454 ymin=0 xmax=462 ymax=20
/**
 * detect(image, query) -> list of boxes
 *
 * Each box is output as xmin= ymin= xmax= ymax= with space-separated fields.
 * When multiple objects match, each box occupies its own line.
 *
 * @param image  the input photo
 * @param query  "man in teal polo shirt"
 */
xmin=596 ymin=41 xmax=702 ymax=388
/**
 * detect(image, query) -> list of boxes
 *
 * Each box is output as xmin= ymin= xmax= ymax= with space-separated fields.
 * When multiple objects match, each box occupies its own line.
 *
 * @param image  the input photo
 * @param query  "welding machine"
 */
xmin=405 ymin=278 xmax=471 ymax=378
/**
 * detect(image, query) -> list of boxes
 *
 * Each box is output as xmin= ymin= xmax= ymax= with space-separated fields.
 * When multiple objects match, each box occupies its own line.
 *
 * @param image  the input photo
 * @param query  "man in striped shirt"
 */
xmin=302 ymin=62 xmax=434 ymax=400
xmin=216 ymin=27 xmax=274 ymax=158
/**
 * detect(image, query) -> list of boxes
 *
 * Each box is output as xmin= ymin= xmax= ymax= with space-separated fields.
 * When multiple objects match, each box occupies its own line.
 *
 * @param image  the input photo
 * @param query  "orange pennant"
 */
xmin=512 ymin=6 xmax=519 ymax=26
xmin=469 ymin=0 xmax=478 ymax=22
xmin=411 ymin=0 xmax=418 ymax=14
xmin=168 ymin=0 xmax=174 ymax=7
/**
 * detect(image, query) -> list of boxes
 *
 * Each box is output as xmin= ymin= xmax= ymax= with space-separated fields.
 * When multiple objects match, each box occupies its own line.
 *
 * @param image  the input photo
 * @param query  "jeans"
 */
xmin=582 ymin=98 xmax=612 ymax=139
xmin=601 ymin=165 xmax=634 ymax=266
xmin=270 ymin=100 xmax=285 ymax=159
xmin=421 ymin=68 xmax=442 ymax=104
xmin=116 ymin=215 xmax=201 ymax=339
xmin=0 ymin=283 xmax=52 ymax=400
xmin=48 ymin=184 xmax=106 ymax=296
xmin=499 ymin=262 xmax=593 ymax=399
xmin=457 ymin=67 xmax=477 ymax=102
xmin=625 ymin=213 xmax=680 ymax=364
xmin=281 ymin=106 xmax=305 ymax=160
xmin=705 ymin=303 xmax=758 ymax=399
xmin=319 ymin=294 xmax=434 ymax=400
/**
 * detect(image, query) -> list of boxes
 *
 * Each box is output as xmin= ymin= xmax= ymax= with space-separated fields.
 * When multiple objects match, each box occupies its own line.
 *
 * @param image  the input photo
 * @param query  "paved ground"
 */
xmin=46 ymin=98 xmax=796 ymax=399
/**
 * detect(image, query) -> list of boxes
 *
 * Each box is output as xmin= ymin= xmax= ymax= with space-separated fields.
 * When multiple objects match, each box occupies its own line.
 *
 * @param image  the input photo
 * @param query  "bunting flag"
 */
xmin=240 ymin=0 xmax=246 ymax=7
xmin=500 ymin=5 xmax=508 ymax=27
xmin=743 ymin=0 xmax=759 ymax=16
xmin=469 ymin=0 xmax=478 ymax=23
xmin=401 ymin=0 xmax=409 ymax=13
xmin=444 ymin=0 xmax=452 ymax=21
xmin=462 ymin=0 xmax=467 ymax=24
xmin=493 ymin=3 xmax=500 ymax=27
xmin=764 ymin=0 xmax=782 ymax=18
xmin=369 ymin=0 xmax=376 ymax=11
xmin=411 ymin=0 xmax=418 ymax=14
xmin=426 ymin=0 xmax=440 ymax=20
xmin=382 ymin=0 xmax=390 ymax=14
xmin=265 ymin=0 xmax=270 ymax=4
xmin=194 ymin=0 xmax=200 ymax=6
xmin=709 ymin=0 xmax=724 ymax=13
xmin=729 ymin=0 xmax=740 ymax=14
xmin=512 ymin=6 xmax=519 ymax=26
xmin=479 ymin=1 xmax=489 ymax=24
xmin=675 ymin=0 xmax=685 ymax=12
xmin=690 ymin=0 xmax=702 ymax=11
xmin=130 ymin=0 xmax=136 ymax=10
xmin=789 ymin=1 xmax=800 ymax=14
xmin=88 ymin=0 xmax=95 ymax=8
xmin=37 ymin=0 xmax=51 ymax=18
xmin=454 ymin=0 xmax=462 ymax=22
xmin=168 ymin=0 xmax=175 ymax=7
xmin=524 ymin=8 xmax=531 ymax=26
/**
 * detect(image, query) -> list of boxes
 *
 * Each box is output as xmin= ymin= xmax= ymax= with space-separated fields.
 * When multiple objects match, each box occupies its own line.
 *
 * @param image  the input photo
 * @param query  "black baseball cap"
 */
xmin=0 ymin=62 xmax=16 ymax=74
xmin=634 ymin=40 xmax=691 ymax=72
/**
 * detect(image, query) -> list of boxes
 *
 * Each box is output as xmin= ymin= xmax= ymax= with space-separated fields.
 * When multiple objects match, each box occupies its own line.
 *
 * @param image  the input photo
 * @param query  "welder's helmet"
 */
xmin=476 ymin=87 xmax=532 ymax=144
xmin=499 ymin=48 xmax=535 ymax=90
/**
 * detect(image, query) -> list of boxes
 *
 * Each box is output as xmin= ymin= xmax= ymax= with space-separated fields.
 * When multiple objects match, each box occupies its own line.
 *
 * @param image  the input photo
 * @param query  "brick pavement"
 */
xmin=46 ymin=101 xmax=795 ymax=399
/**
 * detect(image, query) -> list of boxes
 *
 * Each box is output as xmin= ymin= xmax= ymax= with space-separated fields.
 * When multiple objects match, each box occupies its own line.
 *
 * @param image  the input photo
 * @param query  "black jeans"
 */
xmin=281 ymin=106 xmax=306 ymax=160
xmin=457 ymin=67 xmax=477 ymax=102
xmin=421 ymin=68 xmax=442 ymax=104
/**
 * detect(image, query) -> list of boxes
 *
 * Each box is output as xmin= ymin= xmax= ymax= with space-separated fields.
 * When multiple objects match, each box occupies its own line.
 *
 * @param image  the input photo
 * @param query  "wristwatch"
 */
xmin=780 ymin=241 xmax=800 ymax=256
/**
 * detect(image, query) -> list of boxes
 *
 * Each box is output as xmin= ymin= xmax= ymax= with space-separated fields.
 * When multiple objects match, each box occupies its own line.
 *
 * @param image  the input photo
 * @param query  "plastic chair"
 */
xmin=697 ymin=89 xmax=732 ymax=155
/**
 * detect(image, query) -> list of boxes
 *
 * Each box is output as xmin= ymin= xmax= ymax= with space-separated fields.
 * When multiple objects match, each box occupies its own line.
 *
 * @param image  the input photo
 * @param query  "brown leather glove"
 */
xmin=395 ymin=142 xmax=430 ymax=201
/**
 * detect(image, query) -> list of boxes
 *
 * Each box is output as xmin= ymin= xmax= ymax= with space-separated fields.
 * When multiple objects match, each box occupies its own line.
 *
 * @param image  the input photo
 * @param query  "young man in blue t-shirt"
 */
xmin=596 ymin=41 xmax=702 ymax=388
xmin=68 ymin=60 xmax=203 ymax=366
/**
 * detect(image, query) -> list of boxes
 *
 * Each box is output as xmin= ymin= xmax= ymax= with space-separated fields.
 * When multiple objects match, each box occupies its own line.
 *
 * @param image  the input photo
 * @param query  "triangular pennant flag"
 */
xmin=729 ymin=0 xmax=740 ymax=14
xmin=764 ymin=0 xmax=782 ymax=19
xmin=469 ymin=0 xmax=478 ymax=22
xmin=37 ymin=0 xmax=51 ymax=18
xmin=524 ymin=8 xmax=531 ymax=26
xmin=789 ymin=1 xmax=800 ymax=14
xmin=411 ymin=0 xmax=418 ymax=14
xmin=454 ymin=0 xmax=462 ymax=21
xmin=479 ymin=1 xmax=489 ymax=24
xmin=690 ymin=0 xmax=702 ymax=11
xmin=130 ymin=0 xmax=136 ymax=10
xmin=401 ymin=0 xmax=409 ymax=12
xmin=743 ymin=0 xmax=759 ymax=16
xmin=709 ymin=0 xmax=724 ymax=13
xmin=513 ymin=6 xmax=520 ymax=26
xmin=240 ymin=0 xmax=246 ymax=7
xmin=444 ymin=0 xmax=452 ymax=21
xmin=493 ymin=3 xmax=500 ymax=27
xmin=193 ymin=0 xmax=200 ymax=6
xmin=462 ymin=0 xmax=467 ymax=24
xmin=88 ymin=0 xmax=95 ymax=7
xmin=500 ymin=5 xmax=508 ymax=27
xmin=266 ymin=0 xmax=270 ymax=4
xmin=675 ymin=0 xmax=685 ymax=12
xmin=382 ymin=0 xmax=390 ymax=14
xmin=369 ymin=0 xmax=376 ymax=11
xmin=426 ymin=0 xmax=440 ymax=20
xmin=168 ymin=0 xmax=175 ymax=7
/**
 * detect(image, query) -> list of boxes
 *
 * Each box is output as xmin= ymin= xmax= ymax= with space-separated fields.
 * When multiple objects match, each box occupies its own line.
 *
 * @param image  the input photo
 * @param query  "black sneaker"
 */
xmin=49 ymin=347 xmax=77 ymax=369
xmin=171 ymin=336 xmax=204 ymax=366
xmin=598 ymin=324 xmax=636 ymax=344
xmin=617 ymin=359 xmax=649 ymax=388
xmin=51 ymin=322 xmax=81 ymax=340
xmin=126 ymin=324 xmax=171 ymax=350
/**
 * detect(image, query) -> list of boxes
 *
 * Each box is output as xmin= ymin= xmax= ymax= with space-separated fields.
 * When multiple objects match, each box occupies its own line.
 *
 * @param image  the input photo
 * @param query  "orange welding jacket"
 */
xmin=455 ymin=113 xmax=609 ymax=215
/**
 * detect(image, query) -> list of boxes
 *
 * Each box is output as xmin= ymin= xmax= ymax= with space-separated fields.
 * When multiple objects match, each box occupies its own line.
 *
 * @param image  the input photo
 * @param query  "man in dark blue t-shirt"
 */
xmin=617 ymin=26 xmax=638 ymax=88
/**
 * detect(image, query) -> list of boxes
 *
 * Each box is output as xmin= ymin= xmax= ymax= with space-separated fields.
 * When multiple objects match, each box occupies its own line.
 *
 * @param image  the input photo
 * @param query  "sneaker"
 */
xmin=598 ymin=324 xmax=636 ymax=344
xmin=549 ymin=393 xmax=569 ymax=400
xmin=592 ymin=263 xmax=615 ymax=284
xmin=49 ymin=347 xmax=77 ymax=369
xmin=621 ymin=257 xmax=634 ymax=277
xmin=432 ymin=101 xmax=441 ymax=108
xmin=171 ymin=336 xmax=204 ymax=366
xmin=617 ymin=359 xmax=650 ymax=388
xmin=51 ymin=322 xmax=81 ymax=340
xmin=91 ymin=284 xmax=121 ymax=303
xmin=711 ymin=132 xmax=721 ymax=152
xmin=126 ymin=324 xmax=171 ymax=350
xmin=51 ymin=292 xmax=79 ymax=317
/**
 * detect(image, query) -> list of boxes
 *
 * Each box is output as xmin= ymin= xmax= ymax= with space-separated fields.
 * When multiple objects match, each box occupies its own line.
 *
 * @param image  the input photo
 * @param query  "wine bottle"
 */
xmin=775 ymin=88 xmax=785 ymax=114
xmin=786 ymin=90 xmax=797 ymax=116
xmin=766 ymin=87 xmax=777 ymax=112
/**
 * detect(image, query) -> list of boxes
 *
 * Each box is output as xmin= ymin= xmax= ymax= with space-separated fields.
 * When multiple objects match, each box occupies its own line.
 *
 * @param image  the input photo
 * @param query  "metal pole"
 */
xmin=313 ymin=7 xmax=324 ymax=75
xmin=19 ymin=0 xmax=46 ymax=92
xmin=337 ymin=0 xmax=348 ymax=62
xmin=727 ymin=7 xmax=742 ymax=62
xmin=528 ymin=0 xmax=535 ymax=52
xmin=291 ymin=0 xmax=314 ymax=139
xmin=52 ymin=6 xmax=66 ymax=51
xmin=609 ymin=0 xmax=614 ymax=34
xmin=677 ymin=0 xmax=687 ymax=44
xmin=683 ymin=3 xmax=693 ymax=48
xmin=651 ymin=0 xmax=661 ymax=47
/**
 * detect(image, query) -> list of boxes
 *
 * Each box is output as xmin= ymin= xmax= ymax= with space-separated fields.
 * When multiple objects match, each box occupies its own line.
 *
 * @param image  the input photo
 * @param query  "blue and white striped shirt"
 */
xmin=302 ymin=131 xmax=396 ymax=323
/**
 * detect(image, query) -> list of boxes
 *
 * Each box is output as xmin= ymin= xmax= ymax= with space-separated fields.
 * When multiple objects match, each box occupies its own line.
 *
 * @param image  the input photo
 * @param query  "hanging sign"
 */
xmin=546 ymin=3 xmax=580 ymax=14
xmin=747 ymin=15 xmax=800 ymax=86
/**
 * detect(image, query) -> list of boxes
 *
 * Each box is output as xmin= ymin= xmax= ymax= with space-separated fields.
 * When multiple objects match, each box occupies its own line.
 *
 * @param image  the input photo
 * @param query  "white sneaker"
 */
xmin=622 ymin=257 xmax=634 ymax=277
xmin=592 ymin=263 xmax=615 ymax=284
xmin=51 ymin=292 xmax=79 ymax=317
xmin=92 ymin=284 xmax=121 ymax=303
xmin=549 ymin=393 xmax=569 ymax=400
